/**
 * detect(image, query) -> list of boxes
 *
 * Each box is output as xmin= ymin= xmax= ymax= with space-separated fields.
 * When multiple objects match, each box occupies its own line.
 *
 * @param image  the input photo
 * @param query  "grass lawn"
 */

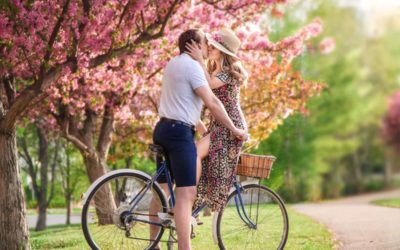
xmin=30 ymin=206 xmax=334 ymax=250
xmin=371 ymin=198 xmax=400 ymax=208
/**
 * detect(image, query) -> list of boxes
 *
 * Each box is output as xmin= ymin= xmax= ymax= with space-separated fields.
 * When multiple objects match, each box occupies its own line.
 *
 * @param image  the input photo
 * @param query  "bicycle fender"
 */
xmin=80 ymin=169 xmax=154 ymax=205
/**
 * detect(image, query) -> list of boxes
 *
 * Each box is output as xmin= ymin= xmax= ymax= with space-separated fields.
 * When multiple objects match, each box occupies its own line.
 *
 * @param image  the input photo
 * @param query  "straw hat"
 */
xmin=205 ymin=28 xmax=241 ymax=59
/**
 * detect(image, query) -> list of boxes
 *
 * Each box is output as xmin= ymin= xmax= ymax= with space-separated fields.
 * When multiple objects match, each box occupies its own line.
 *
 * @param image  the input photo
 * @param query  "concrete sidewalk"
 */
xmin=292 ymin=189 xmax=400 ymax=250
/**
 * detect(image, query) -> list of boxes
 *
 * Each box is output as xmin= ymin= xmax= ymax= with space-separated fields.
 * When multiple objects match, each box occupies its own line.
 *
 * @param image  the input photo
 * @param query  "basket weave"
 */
xmin=236 ymin=153 xmax=276 ymax=179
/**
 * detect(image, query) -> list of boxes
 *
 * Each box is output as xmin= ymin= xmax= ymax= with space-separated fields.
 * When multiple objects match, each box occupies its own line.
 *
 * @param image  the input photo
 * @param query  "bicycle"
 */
xmin=81 ymin=143 xmax=289 ymax=250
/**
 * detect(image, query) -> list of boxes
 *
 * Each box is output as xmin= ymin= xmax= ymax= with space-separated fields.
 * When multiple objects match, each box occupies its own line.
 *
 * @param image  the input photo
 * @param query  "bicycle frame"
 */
xmin=124 ymin=158 xmax=259 ymax=230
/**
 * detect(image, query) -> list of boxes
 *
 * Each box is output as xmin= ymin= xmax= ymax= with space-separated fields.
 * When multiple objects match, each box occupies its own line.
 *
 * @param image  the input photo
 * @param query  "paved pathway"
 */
xmin=292 ymin=189 xmax=400 ymax=250
xmin=28 ymin=214 xmax=80 ymax=228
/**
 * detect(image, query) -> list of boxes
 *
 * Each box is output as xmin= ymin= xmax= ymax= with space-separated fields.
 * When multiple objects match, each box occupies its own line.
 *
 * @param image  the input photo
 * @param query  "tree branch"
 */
xmin=62 ymin=117 xmax=89 ymax=153
xmin=2 ymin=62 xmax=66 ymax=132
xmin=20 ymin=132 xmax=39 ymax=196
xmin=0 ymin=101 xmax=4 ymax=120
xmin=39 ymin=0 xmax=71 ymax=75
xmin=97 ymin=104 xmax=115 ymax=160
xmin=88 ymin=0 xmax=179 ymax=69
xmin=81 ymin=108 xmax=96 ymax=145
xmin=140 ymin=10 xmax=146 ymax=31
xmin=147 ymin=94 xmax=159 ymax=113
xmin=146 ymin=67 xmax=162 ymax=80
xmin=2 ymin=0 xmax=75 ymax=129
xmin=117 ymin=0 xmax=133 ymax=28
xmin=3 ymin=73 xmax=16 ymax=106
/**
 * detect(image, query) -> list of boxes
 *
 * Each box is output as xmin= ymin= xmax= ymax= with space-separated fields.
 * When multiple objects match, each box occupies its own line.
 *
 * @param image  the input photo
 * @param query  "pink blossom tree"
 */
xmin=382 ymin=91 xmax=400 ymax=186
xmin=0 ymin=0 xmax=323 ymax=247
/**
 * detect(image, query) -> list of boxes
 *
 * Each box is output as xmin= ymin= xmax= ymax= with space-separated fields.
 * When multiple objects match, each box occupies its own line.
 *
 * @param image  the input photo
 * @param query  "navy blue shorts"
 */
xmin=153 ymin=119 xmax=197 ymax=187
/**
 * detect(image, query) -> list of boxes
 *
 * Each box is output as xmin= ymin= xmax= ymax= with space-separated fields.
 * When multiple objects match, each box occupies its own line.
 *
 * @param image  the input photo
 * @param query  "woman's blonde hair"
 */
xmin=207 ymin=52 xmax=248 ymax=85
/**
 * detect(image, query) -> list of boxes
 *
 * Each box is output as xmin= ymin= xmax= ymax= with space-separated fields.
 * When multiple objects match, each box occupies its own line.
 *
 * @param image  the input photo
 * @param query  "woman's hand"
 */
xmin=186 ymin=40 xmax=205 ymax=64
xmin=232 ymin=128 xmax=249 ymax=141
xmin=196 ymin=120 xmax=208 ymax=137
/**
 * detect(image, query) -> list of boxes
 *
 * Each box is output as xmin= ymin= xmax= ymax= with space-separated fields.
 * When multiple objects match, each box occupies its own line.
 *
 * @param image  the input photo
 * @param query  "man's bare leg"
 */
xmin=174 ymin=186 xmax=197 ymax=250
xmin=150 ymin=183 xmax=170 ymax=249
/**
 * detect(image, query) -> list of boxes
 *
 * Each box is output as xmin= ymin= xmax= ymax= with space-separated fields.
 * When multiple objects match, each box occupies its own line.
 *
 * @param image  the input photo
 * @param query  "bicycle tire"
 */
xmin=216 ymin=184 xmax=289 ymax=250
xmin=82 ymin=170 xmax=168 ymax=250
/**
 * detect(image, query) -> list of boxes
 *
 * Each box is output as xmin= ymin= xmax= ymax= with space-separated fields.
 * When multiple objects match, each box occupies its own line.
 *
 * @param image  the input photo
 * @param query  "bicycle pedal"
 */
xmin=161 ymin=219 xmax=173 ymax=227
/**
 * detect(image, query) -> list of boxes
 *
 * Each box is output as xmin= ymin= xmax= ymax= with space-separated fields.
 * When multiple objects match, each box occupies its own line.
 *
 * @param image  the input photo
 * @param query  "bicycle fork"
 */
xmin=233 ymin=182 xmax=257 ymax=229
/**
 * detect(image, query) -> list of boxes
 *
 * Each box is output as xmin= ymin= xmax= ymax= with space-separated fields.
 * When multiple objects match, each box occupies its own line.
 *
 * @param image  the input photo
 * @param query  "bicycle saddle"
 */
xmin=149 ymin=144 xmax=165 ymax=155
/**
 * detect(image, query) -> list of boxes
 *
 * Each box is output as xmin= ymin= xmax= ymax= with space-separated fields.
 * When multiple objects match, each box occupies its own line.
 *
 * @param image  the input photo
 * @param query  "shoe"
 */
xmin=158 ymin=212 xmax=199 ymax=227
xmin=158 ymin=212 xmax=175 ymax=228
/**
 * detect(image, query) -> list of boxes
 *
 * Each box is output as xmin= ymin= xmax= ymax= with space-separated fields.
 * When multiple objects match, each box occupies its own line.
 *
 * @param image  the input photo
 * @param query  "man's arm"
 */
xmin=195 ymin=85 xmax=247 ymax=140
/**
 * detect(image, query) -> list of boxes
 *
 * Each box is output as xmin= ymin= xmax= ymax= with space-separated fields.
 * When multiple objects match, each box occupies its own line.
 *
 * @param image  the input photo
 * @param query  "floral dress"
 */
xmin=195 ymin=71 xmax=247 ymax=212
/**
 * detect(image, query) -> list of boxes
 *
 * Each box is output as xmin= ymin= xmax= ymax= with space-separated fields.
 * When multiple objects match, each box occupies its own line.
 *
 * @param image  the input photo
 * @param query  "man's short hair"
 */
xmin=178 ymin=29 xmax=202 ymax=54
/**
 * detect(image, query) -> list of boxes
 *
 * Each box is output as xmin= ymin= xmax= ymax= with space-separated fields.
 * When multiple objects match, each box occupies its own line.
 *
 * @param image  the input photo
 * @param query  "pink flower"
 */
xmin=212 ymin=33 xmax=223 ymax=43
xmin=319 ymin=37 xmax=336 ymax=55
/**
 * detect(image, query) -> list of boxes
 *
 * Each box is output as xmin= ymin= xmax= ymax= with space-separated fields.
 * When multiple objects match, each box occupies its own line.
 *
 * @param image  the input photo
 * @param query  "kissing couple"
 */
xmin=151 ymin=28 xmax=249 ymax=250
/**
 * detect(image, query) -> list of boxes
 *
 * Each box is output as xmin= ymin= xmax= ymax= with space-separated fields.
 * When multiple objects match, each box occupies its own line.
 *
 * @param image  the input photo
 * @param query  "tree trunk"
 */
xmin=353 ymin=152 xmax=363 ymax=193
xmin=0 ymin=132 xmax=30 ymax=250
xmin=35 ymin=126 xmax=48 ymax=231
xmin=36 ymin=198 xmax=47 ymax=231
xmin=83 ymin=154 xmax=116 ymax=224
xmin=66 ymin=193 xmax=71 ymax=225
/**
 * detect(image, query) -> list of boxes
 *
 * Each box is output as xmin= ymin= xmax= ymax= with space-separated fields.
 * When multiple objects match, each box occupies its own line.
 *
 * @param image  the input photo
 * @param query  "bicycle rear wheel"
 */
xmin=216 ymin=184 xmax=289 ymax=250
xmin=82 ymin=171 xmax=168 ymax=250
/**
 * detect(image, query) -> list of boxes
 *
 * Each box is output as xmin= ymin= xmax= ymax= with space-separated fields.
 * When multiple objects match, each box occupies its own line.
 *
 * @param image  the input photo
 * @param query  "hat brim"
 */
xmin=205 ymin=33 xmax=239 ymax=59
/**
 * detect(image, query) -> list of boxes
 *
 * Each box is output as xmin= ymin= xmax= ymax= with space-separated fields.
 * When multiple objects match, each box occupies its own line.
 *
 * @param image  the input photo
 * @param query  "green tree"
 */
xmin=255 ymin=0 xmax=400 ymax=201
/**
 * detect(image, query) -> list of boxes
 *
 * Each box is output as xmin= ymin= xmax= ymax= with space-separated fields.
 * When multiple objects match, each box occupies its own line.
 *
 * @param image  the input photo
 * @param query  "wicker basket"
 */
xmin=236 ymin=153 xmax=276 ymax=179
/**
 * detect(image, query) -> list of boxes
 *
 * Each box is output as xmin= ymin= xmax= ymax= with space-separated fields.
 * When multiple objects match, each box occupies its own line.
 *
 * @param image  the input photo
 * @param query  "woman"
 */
xmin=187 ymin=28 xmax=248 ymax=212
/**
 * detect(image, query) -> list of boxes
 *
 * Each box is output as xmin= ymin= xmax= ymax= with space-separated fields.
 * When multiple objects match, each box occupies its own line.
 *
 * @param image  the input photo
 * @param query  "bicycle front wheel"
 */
xmin=216 ymin=184 xmax=289 ymax=250
xmin=82 ymin=171 xmax=168 ymax=250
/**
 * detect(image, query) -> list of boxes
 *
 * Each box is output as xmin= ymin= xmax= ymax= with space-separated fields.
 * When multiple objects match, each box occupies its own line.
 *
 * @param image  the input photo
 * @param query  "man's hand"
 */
xmin=232 ymin=128 xmax=249 ymax=141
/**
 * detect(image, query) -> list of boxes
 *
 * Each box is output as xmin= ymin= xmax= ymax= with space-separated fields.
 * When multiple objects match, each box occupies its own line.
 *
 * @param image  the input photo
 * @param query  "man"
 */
xmin=150 ymin=29 xmax=247 ymax=250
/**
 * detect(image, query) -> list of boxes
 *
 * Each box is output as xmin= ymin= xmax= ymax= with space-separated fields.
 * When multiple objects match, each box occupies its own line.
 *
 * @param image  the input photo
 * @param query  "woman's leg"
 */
xmin=196 ymin=134 xmax=211 ymax=184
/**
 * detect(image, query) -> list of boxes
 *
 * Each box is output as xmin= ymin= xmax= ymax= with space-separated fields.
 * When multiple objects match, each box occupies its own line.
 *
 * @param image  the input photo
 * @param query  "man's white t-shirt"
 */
xmin=158 ymin=53 xmax=208 ymax=126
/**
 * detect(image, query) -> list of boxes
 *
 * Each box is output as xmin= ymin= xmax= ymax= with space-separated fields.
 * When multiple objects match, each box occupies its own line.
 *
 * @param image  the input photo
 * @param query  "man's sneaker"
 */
xmin=158 ymin=212 xmax=199 ymax=227
xmin=158 ymin=212 xmax=175 ymax=228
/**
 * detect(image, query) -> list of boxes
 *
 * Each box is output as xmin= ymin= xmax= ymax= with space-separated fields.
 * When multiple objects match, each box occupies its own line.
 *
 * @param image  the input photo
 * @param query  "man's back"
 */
xmin=158 ymin=53 xmax=207 ymax=126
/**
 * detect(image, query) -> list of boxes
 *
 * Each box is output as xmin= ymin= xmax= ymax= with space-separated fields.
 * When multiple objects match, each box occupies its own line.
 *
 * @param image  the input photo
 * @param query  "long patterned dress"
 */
xmin=195 ymin=71 xmax=247 ymax=212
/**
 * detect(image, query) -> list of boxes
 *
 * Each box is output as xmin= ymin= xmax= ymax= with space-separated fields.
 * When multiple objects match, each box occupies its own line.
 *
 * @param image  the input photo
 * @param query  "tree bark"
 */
xmin=0 ymin=132 xmax=30 ymax=250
